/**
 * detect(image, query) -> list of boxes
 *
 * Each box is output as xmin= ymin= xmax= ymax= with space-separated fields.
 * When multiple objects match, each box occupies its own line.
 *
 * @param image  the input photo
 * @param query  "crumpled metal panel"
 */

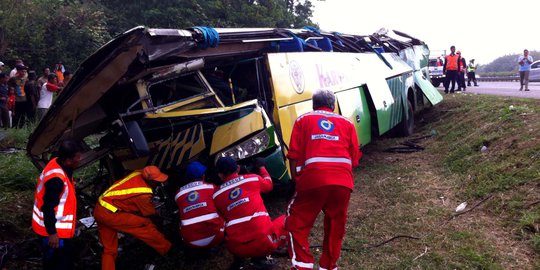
xmin=142 ymin=30 xmax=197 ymax=61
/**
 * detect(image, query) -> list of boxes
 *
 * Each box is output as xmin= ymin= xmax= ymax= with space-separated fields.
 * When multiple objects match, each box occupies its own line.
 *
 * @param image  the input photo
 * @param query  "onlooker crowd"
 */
xmin=0 ymin=59 xmax=68 ymax=128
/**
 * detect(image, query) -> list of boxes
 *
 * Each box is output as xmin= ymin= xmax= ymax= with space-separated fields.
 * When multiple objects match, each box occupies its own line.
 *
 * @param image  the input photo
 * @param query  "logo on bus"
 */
xmin=289 ymin=60 xmax=305 ymax=94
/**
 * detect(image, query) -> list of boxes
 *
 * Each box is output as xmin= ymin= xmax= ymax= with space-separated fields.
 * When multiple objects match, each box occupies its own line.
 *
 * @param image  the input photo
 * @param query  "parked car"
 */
xmin=529 ymin=60 xmax=540 ymax=82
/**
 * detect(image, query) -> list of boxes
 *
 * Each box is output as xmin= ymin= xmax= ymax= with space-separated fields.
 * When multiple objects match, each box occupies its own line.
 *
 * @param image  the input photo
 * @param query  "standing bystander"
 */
xmin=37 ymin=74 xmax=61 ymax=121
xmin=62 ymin=71 xmax=73 ymax=88
xmin=38 ymin=67 xmax=51 ymax=87
xmin=518 ymin=49 xmax=533 ymax=91
xmin=285 ymin=89 xmax=362 ymax=270
xmin=7 ymin=86 xmax=16 ymax=128
xmin=55 ymin=63 xmax=65 ymax=84
xmin=0 ymin=73 xmax=9 ymax=128
xmin=25 ymin=71 xmax=40 ymax=121
xmin=9 ymin=59 xmax=24 ymax=78
xmin=11 ymin=65 xmax=29 ymax=127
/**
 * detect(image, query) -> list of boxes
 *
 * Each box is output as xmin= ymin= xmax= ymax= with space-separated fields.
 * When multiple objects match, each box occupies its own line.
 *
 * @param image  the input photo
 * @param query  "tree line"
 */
xmin=478 ymin=50 xmax=540 ymax=75
xmin=0 ymin=0 xmax=315 ymax=73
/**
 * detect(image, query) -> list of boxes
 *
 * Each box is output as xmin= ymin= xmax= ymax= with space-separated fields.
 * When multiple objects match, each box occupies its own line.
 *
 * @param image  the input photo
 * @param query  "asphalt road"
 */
xmin=436 ymin=81 xmax=540 ymax=99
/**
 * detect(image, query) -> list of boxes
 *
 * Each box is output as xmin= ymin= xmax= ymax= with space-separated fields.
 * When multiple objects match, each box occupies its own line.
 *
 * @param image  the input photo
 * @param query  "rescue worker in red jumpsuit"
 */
xmin=32 ymin=139 xmax=81 ymax=270
xmin=175 ymin=161 xmax=225 ymax=249
xmin=213 ymin=157 xmax=287 ymax=270
xmin=93 ymin=166 xmax=172 ymax=270
xmin=286 ymin=89 xmax=361 ymax=270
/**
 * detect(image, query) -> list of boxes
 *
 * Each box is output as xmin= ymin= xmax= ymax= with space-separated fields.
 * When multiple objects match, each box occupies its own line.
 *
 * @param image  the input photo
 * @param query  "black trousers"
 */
xmin=467 ymin=72 xmax=477 ymax=85
xmin=444 ymin=70 xmax=458 ymax=92
xmin=13 ymin=100 xmax=30 ymax=128
xmin=458 ymin=72 xmax=466 ymax=89
xmin=41 ymin=237 xmax=75 ymax=270
xmin=0 ymin=105 xmax=9 ymax=128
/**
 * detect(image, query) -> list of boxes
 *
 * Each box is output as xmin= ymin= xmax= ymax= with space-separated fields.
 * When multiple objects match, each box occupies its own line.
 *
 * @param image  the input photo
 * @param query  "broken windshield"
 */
xmin=148 ymin=71 xmax=222 ymax=111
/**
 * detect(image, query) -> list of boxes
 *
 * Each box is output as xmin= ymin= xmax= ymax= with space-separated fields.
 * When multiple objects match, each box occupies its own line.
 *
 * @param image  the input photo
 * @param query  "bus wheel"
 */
xmin=398 ymin=100 xmax=414 ymax=137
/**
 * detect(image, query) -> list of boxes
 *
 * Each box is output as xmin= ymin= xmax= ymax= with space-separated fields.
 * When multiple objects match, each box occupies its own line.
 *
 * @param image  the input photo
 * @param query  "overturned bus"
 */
xmin=26 ymin=26 xmax=442 ymax=186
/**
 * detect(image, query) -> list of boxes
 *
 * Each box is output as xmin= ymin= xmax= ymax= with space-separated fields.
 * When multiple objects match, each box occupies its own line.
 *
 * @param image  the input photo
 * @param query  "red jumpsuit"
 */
xmin=213 ymin=167 xmax=286 ymax=258
xmin=286 ymin=107 xmax=361 ymax=270
xmin=175 ymin=180 xmax=225 ymax=248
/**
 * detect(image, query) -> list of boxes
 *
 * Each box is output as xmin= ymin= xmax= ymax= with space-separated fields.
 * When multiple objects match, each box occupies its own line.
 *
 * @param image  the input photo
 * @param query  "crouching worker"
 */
xmin=94 ymin=166 xmax=172 ymax=270
xmin=213 ymin=157 xmax=287 ymax=270
xmin=175 ymin=161 xmax=225 ymax=249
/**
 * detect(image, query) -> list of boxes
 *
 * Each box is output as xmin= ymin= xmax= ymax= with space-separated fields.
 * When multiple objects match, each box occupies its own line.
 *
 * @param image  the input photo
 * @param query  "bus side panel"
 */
xmin=405 ymin=45 xmax=443 ymax=106
xmin=414 ymin=71 xmax=443 ymax=106
xmin=364 ymin=77 xmax=394 ymax=135
xmin=277 ymin=100 xmax=313 ymax=147
xmin=336 ymin=86 xmax=371 ymax=146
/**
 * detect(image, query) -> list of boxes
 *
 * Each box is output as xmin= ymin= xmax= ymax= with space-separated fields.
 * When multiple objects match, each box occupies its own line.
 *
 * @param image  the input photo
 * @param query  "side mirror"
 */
xmin=123 ymin=120 xmax=149 ymax=157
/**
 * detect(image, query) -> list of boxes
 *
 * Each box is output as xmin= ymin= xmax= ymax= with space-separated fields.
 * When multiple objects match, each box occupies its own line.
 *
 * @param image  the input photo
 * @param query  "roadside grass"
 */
xmin=338 ymin=92 xmax=539 ymax=269
xmin=1 ymin=92 xmax=539 ymax=269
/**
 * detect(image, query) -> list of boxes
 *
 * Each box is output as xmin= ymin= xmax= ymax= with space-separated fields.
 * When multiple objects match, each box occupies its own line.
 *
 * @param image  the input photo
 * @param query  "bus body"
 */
xmin=27 ymin=26 xmax=442 ymax=184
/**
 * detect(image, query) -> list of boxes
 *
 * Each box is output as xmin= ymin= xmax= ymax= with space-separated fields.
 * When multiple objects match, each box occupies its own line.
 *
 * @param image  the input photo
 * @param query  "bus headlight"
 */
xmin=216 ymin=130 xmax=270 ymax=162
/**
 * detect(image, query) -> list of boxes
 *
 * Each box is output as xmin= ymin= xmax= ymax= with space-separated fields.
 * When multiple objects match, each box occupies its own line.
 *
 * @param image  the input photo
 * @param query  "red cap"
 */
xmin=142 ymin=166 xmax=168 ymax=182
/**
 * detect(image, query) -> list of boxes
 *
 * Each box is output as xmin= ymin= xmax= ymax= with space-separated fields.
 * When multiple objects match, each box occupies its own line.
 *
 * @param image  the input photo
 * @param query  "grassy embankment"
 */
xmin=338 ymin=93 xmax=540 ymax=269
xmin=0 ymin=93 xmax=538 ymax=269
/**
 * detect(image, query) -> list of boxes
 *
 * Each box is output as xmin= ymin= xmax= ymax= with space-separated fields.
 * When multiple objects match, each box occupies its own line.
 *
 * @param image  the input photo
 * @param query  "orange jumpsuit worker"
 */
xmin=286 ymin=89 xmax=361 ymax=270
xmin=175 ymin=161 xmax=225 ymax=249
xmin=93 ymin=166 xmax=172 ymax=270
xmin=213 ymin=157 xmax=287 ymax=269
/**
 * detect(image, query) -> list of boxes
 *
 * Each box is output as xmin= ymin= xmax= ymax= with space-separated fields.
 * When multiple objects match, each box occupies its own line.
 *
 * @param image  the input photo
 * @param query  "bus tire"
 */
xmin=398 ymin=100 xmax=414 ymax=137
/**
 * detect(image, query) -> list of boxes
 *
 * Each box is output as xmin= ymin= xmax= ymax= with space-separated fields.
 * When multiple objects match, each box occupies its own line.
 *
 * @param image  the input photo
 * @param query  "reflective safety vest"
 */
xmin=98 ymin=171 xmax=153 ymax=213
xmin=32 ymin=158 xmax=77 ymax=238
xmin=445 ymin=54 xmax=459 ymax=71
xmin=468 ymin=63 xmax=476 ymax=72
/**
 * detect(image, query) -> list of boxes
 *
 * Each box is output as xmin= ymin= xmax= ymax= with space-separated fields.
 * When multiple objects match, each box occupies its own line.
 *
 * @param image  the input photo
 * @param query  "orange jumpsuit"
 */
xmin=94 ymin=173 xmax=171 ymax=270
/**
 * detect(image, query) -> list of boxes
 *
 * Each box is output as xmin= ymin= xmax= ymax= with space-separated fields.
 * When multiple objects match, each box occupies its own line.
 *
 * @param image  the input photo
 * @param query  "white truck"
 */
xmin=428 ymin=50 xmax=446 ymax=87
xmin=428 ymin=56 xmax=445 ymax=87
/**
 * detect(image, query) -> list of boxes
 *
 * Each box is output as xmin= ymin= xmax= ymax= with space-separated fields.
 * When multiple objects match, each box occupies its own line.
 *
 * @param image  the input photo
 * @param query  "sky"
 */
xmin=312 ymin=0 xmax=539 ymax=65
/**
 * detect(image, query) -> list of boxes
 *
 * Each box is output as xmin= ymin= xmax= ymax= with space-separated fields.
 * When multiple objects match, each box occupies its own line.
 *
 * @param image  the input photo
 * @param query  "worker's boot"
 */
xmin=251 ymin=256 xmax=276 ymax=270
xmin=271 ymin=246 xmax=288 ymax=257
xmin=229 ymin=256 xmax=246 ymax=270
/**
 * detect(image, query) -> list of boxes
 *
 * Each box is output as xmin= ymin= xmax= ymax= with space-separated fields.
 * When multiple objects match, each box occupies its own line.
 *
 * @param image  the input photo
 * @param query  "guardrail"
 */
xmin=477 ymin=76 xmax=519 ymax=82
